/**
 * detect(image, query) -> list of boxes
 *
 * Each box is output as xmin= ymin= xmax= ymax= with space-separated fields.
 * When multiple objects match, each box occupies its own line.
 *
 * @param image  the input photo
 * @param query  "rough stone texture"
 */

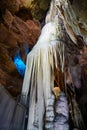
xmin=25 ymin=0 xmax=51 ymax=21
xmin=0 ymin=44 xmax=22 ymax=97
xmin=0 ymin=0 xmax=87 ymax=130
xmin=0 ymin=0 xmax=51 ymax=98
xmin=2 ymin=9 xmax=41 ymax=48
xmin=0 ymin=0 xmax=51 ymax=21
xmin=0 ymin=1 xmax=87 ymax=128
xmin=54 ymin=1 xmax=87 ymax=129
xmin=0 ymin=85 xmax=25 ymax=130
xmin=56 ymin=0 xmax=87 ymax=43
xmin=0 ymin=9 xmax=41 ymax=96
xmin=0 ymin=0 xmax=20 ymax=14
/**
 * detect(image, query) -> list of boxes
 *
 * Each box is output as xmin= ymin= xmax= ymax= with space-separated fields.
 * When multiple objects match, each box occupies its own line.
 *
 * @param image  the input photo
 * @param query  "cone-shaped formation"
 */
xmin=21 ymin=14 xmax=65 ymax=130
xmin=21 ymin=0 xmax=86 ymax=130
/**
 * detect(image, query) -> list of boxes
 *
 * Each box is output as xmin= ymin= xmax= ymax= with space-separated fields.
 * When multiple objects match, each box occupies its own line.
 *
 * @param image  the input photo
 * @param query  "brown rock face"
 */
xmin=2 ymin=10 xmax=41 ymax=48
xmin=24 ymin=0 xmax=51 ymax=21
xmin=22 ymin=0 xmax=51 ymax=21
xmin=0 ymin=9 xmax=41 ymax=96
xmin=0 ymin=0 xmax=51 ymax=97
xmin=0 ymin=0 xmax=20 ymax=14
xmin=0 ymin=0 xmax=51 ymax=21
xmin=0 ymin=0 xmax=87 ymax=129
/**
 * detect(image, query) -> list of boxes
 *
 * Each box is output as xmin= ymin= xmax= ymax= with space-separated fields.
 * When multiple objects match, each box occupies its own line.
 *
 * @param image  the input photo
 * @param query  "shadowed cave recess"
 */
xmin=0 ymin=0 xmax=87 ymax=130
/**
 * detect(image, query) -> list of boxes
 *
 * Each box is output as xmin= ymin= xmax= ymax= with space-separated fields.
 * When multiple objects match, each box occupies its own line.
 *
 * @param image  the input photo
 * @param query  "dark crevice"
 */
xmin=15 ymin=8 xmax=33 ymax=21
xmin=0 ymin=9 xmax=4 ymax=22
xmin=69 ymin=0 xmax=73 ymax=4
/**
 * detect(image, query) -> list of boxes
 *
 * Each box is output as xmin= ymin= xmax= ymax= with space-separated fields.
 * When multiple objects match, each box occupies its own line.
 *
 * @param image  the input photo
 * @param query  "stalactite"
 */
xmin=21 ymin=0 xmax=85 ymax=130
xmin=21 ymin=12 xmax=66 ymax=129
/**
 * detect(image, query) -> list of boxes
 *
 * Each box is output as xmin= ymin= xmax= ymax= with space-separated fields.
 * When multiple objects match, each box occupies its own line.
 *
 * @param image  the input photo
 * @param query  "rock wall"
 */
xmin=0 ymin=0 xmax=52 ymax=96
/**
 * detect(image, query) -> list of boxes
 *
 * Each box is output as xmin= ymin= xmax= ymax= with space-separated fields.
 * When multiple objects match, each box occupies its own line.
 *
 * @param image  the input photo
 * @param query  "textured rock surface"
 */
xmin=0 ymin=85 xmax=25 ymax=130
xmin=0 ymin=0 xmax=50 ymax=98
xmin=56 ymin=0 xmax=87 ymax=43
xmin=0 ymin=0 xmax=87 ymax=129
xmin=0 ymin=0 xmax=52 ymax=96
xmin=54 ymin=1 xmax=87 ymax=129
xmin=0 ymin=0 xmax=51 ymax=21
xmin=1 ymin=9 xmax=41 ymax=48
xmin=0 ymin=9 xmax=41 ymax=96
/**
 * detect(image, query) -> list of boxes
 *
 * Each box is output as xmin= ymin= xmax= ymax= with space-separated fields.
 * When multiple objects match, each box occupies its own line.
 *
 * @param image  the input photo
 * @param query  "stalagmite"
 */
xmin=54 ymin=92 xmax=69 ymax=130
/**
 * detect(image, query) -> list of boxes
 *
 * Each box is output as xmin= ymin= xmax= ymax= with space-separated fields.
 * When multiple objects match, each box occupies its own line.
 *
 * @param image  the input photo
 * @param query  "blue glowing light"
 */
xmin=13 ymin=54 xmax=26 ymax=77
xmin=13 ymin=44 xmax=31 ymax=77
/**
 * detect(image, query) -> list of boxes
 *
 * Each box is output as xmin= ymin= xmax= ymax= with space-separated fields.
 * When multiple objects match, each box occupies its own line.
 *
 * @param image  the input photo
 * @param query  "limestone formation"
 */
xmin=0 ymin=8 xmax=40 ymax=96
xmin=0 ymin=0 xmax=87 ymax=130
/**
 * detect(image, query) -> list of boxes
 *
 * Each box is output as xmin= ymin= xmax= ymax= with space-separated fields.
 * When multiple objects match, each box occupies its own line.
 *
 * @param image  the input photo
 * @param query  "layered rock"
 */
xmin=0 ymin=0 xmax=52 ymax=97
xmin=0 ymin=9 xmax=41 ymax=96
xmin=0 ymin=0 xmax=51 ymax=21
